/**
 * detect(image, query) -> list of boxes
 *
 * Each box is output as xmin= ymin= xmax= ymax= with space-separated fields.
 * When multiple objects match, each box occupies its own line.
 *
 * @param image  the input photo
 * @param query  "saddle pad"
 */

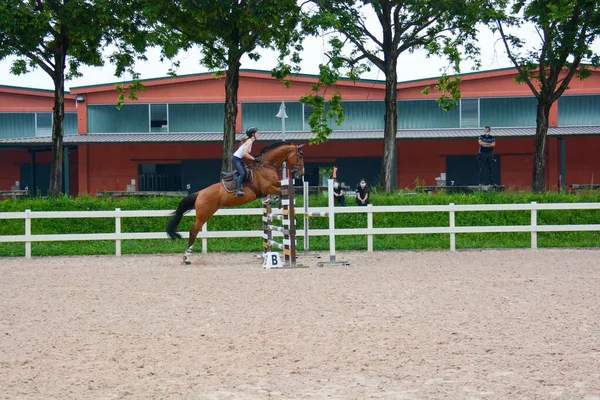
xmin=221 ymin=169 xmax=254 ymax=193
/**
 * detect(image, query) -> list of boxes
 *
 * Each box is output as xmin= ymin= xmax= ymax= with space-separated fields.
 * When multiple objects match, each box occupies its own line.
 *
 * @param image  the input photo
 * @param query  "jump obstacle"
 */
xmin=262 ymin=178 xmax=349 ymax=268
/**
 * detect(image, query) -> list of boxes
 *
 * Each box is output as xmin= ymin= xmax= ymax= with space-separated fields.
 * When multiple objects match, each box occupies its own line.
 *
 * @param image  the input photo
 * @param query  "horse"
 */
xmin=166 ymin=141 xmax=305 ymax=264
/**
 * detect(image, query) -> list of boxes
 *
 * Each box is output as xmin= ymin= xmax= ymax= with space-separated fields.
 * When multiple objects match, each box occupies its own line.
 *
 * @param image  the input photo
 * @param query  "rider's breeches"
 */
xmin=232 ymin=156 xmax=245 ymax=182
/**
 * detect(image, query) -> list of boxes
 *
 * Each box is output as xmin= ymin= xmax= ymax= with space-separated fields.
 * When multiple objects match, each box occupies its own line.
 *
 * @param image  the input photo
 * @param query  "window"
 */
xmin=460 ymin=98 xmax=479 ymax=128
xmin=303 ymin=104 xmax=314 ymax=131
xmin=150 ymin=104 xmax=168 ymax=132
xmin=36 ymin=113 xmax=52 ymax=137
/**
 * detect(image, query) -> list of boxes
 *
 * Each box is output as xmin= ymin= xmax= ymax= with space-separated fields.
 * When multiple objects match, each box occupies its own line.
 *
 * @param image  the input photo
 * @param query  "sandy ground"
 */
xmin=0 ymin=249 xmax=599 ymax=400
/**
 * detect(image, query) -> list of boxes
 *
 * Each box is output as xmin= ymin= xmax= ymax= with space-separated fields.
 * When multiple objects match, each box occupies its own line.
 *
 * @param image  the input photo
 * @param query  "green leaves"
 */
xmin=490 ymin=0 xmax=600 ymax=191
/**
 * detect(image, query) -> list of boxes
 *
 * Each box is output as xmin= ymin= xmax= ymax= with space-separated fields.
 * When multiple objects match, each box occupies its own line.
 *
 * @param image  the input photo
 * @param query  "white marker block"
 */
xmin=263 ymin=251 xmax=282 ymax=269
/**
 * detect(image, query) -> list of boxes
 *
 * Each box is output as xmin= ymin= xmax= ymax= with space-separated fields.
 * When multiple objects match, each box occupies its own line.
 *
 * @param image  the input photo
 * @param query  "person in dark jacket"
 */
xmin=478 ymin=126 xmax=496 ymax=185
xmin=355 ymin=178 xmax=370 ymax=206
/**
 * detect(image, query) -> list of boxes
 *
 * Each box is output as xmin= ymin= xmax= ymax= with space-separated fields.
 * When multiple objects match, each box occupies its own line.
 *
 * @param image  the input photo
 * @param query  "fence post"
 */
xmin=449 ymin=203 xmax=456 ymax=251
xmin=25 ymin=209 xmax=31 ymax=259
xmin=115 ymin=208 xmax=121 ymax=257
xmin=531 ymin=201 xmax=537 ymax=249
xmin=367 ymin=204 xmax=373 ymax=252
xmin=202 ymin=223 xmax=208 ymax=254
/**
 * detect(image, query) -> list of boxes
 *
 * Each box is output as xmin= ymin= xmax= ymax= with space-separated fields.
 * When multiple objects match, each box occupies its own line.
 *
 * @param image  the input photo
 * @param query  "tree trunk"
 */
xmin=380 ymin=64 xmax=398 ymax=192
xmin=221 ymin=60 xmax=241 ymax=173
xmin=532 ymin=100 xmax=552 ymax=193
xmin=48 ymin=52 xmax=67 ymax=197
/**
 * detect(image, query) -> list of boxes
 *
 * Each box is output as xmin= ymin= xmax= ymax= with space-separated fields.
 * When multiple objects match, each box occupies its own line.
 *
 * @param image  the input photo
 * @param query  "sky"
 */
xmin=0 ymin=19 xmax=594 ymax=92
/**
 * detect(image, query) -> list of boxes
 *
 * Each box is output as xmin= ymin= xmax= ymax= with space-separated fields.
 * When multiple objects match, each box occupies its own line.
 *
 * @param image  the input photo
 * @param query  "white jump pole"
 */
xmin=303 ymin=180 xmax=309 ymax=254
xmin=327 ymin=179 xmax=335 ymax=262
xmin=316 ymin=179 xmax=349 ymax=266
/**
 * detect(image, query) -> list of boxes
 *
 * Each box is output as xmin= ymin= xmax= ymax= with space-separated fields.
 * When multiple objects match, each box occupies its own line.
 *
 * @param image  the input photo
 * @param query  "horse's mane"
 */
xmin=256 ymin=141 xmax=293 ymax=156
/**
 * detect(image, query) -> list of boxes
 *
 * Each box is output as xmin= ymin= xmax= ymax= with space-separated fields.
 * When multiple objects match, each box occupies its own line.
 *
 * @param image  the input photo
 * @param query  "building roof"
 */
xmin=0 ymin=126 xmax=598 ymax=148
xmin=0 ymin=84 xmax=73 ymax=97
xmin=68 ymin=67 xmax=534 ymax=94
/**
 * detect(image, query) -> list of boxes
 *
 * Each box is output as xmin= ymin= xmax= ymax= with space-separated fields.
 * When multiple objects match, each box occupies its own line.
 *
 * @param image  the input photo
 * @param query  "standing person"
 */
xmin=355 ymin=178 xmax=370 ymax=206
xmin=478 ymin=126 xmax=496 ymax=185
xmin=232 ymin=127 xmax=258 ymax=196
xmin=333 ymin=180 xmax=345 ymax=206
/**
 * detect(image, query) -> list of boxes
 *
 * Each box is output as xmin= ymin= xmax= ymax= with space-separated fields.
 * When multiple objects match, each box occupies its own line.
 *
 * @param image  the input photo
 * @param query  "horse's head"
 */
xmin=290 ymin=143 xmax=305 ymax=179
xmin=257 ymin=142 xmax=305 ymax=178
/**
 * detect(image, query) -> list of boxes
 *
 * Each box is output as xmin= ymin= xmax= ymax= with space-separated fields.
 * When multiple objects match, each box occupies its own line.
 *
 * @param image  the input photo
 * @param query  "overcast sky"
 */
xmin=1 ymin=20 xmax=597 ymax=92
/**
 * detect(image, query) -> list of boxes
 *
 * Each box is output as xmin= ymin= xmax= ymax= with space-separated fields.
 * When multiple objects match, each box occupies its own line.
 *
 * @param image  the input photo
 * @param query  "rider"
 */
xmin=232 ymin=127 xmax=258 ymax=196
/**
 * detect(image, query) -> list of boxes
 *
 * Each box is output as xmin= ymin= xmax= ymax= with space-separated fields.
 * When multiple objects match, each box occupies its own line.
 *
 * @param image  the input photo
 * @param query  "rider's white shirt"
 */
xmin=233 ymin=140 xmax=253 ymax=159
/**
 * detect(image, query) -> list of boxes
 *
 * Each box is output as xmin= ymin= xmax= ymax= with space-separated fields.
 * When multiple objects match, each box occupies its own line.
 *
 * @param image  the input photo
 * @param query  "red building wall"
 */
xmin=0 ymin=149 xmax=79 ymax=194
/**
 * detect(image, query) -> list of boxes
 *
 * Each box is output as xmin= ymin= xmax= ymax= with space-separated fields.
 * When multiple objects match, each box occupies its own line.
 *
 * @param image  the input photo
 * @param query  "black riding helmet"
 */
xmin=246 ymin=127 xmax=258 ymax=137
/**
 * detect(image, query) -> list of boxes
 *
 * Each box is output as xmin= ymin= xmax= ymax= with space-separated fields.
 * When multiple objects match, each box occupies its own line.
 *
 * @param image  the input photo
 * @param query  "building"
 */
xmin=1 ymin=68 xmax=599 ymax=195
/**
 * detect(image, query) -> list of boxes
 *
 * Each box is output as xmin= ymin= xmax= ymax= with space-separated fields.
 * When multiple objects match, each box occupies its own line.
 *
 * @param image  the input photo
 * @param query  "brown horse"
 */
xmin=167 ymin=141 xmax=305 ymax=264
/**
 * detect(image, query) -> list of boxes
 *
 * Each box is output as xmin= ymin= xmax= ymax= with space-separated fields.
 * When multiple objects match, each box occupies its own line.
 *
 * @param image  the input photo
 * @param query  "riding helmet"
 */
xmin=246 ymin=127 xmax=258 ymax=137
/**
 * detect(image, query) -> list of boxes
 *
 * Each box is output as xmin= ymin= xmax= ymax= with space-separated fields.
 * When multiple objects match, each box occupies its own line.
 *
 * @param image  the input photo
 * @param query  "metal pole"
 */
xmin=276 ymin=101 xmax=288 ymax=177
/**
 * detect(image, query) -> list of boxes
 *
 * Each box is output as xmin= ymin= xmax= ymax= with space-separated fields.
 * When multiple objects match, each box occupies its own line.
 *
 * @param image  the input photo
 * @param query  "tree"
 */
xmin=0 ymin=0 xmax=148 ymax=196
xmin=492 ymin=0 xmax=600 ymax=192
xmin=142 ymin=0 xmax=304 ymax=173
xmin=304 ymin=0 xmax=485 ymax=192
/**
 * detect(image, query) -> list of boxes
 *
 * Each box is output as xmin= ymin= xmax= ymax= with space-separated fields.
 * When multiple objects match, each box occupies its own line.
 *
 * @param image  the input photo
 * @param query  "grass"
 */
xmin=1 ymin=191 xmax=599 ymax=257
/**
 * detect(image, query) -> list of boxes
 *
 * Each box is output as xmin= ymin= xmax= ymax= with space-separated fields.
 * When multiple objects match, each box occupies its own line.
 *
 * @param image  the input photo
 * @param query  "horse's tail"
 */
xmin=166 ymin=192 xmax=198 ymax=240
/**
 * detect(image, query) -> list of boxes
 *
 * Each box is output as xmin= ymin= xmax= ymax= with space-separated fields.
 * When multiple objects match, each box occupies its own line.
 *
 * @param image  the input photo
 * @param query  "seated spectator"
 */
xmin=333 ymin=180 xmax=345 ymax=206
xmin=355 ymin=178 xmax=370 ymax=206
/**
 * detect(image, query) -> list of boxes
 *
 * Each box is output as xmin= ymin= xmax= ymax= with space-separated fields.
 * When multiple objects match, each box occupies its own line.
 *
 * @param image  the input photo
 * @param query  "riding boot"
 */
xmin=235 ymin=174 xmax=245 ymax=196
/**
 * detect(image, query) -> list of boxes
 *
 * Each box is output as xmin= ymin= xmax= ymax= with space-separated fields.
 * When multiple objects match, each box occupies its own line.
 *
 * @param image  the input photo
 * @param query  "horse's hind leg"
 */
xmin=183 ymin=220 xmax=203 ymax=265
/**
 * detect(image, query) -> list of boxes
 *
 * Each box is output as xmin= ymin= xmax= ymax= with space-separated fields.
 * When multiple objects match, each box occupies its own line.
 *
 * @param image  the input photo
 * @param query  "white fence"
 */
xmin=1 ymin=202 xmax=599 ymax=258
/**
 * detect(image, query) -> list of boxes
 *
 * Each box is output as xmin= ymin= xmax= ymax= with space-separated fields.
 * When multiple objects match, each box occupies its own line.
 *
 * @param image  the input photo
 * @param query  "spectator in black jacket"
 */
xmin=355 ymin=178 xmax=370 ymax=206
xmin=478 ymin=126 xmax=496 ymax=185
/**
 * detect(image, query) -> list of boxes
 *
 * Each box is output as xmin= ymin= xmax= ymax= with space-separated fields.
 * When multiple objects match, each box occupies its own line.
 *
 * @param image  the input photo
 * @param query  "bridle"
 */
xmin=290 ymin=146 xmax=304 ymax=178
xmin=253 ymin=145 xmax=304 ymax=177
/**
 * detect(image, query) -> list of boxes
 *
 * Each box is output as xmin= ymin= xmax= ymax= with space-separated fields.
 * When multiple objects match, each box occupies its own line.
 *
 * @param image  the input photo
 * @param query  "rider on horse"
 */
xmin=232 ymin=127 xmax=258 ymax=196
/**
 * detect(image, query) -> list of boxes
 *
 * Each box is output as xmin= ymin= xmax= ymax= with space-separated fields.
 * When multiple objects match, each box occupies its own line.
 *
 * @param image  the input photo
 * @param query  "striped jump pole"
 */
xmin=262 ymin=197 xmax=274 ymax=253
xmin=262 ymin=171 xmax=304 ymax=268
xmin=280 ymin=175 xmax=297 ymax=267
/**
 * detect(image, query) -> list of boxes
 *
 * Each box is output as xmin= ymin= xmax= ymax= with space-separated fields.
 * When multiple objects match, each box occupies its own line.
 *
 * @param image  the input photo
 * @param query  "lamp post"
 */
xmin=276 ymin=101 xmax=289 ymax=177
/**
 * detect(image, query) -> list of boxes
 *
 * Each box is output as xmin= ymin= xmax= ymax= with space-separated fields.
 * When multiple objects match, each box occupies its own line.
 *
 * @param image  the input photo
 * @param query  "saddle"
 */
xmin=220 ymin=167 xmax=256 ymax=194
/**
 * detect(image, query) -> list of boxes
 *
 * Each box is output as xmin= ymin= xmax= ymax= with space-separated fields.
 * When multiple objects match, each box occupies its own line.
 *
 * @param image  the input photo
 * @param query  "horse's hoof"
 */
xmin=183 ymin=256 xmax=192 ymax=265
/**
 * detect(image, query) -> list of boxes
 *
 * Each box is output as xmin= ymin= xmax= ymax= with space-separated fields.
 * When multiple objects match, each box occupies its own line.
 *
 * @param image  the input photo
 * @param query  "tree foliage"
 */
xmin=142 ymin=0 xmax=304 ymax=172
xmin=304 ymin=0 xmax=486 ymax=192
xmin=490 ymin=0 xmax=600 ymax=192
xmin=0 ymin=0 xmax=148 ymax=196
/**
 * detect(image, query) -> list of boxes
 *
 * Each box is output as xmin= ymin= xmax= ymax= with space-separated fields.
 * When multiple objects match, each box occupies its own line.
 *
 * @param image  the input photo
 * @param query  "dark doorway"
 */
xmin=181 ymin=160 xmax=222 ymax=193
xmin=20 ymin=163 xmax=51 ymax=196
xmin=138 ymin=164 xmax=182 ymax=191
xmin=334 ymin=157 xmax=382 ymax=188
xmin=446 ymin=155 xmax=501 ymax=186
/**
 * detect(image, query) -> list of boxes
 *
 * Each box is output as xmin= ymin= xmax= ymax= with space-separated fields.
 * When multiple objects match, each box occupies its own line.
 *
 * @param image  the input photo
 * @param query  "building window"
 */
xmin=150 ymin=104 xmax=168 ymax=132
xmin=460 ymin=98 xmax=479 ymax=128
xmin=36 ymin=113 xmax=52 ymax=137
xmin=138 ymin=164 xmax=181 ymax=191
xmin=303 ymin=104 xmax=314 ymax=131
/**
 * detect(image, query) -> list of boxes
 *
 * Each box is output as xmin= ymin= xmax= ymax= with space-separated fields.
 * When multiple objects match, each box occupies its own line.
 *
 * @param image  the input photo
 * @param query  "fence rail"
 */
xmin=1 ymin=202 xmax=599 ymax=258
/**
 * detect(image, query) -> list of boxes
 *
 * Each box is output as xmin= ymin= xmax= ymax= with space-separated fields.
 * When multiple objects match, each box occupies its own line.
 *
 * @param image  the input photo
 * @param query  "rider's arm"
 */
xmin=242 ymin=144 xmax=255 ymax=161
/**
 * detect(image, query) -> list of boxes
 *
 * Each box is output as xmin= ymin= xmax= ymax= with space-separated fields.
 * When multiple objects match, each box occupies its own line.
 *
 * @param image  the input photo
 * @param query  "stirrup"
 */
xmin=235 ymin=190 xmax=245 ymax=197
